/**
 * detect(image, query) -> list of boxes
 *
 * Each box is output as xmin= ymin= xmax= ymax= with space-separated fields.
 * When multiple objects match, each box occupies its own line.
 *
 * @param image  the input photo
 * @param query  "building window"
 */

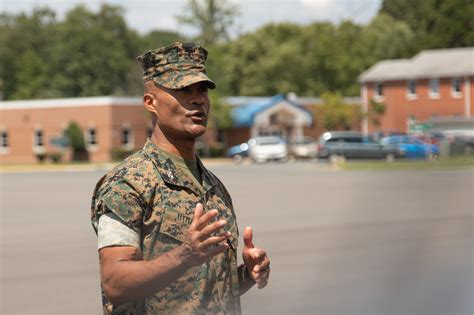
xmin=375 ymin=82 xmax=384 ymax=98
xmin=0 ymin=131 xmax=8 ymax=148
xmin=429 ymin=78 xmax=439 ymax=98
xmin=122 ymin=127 xmax=133 ymax=147
xmin=86 ymin=127 xmax=98 ymax=146
xmin=33 ymin=129 xmax=45 ymax=153
xmin=34 ymin=129 xmax=44 ymax=147
xmin=0 ymin=130 xmax=8 ymax=154
xmin=452 ymin=78 xmax=462 ymax=97
xmin=407 ymin=80 xmax=417 ymax=99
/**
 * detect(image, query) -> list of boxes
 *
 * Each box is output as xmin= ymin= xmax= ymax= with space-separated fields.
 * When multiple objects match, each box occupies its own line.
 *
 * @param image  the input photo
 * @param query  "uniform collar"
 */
xmin=143 ymin=139 xmax=216 ymax=195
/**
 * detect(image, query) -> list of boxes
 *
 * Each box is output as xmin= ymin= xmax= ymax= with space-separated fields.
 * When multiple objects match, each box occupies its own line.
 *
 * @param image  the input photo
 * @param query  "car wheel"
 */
xmin=385 ymin=153 xmax=395 ymax=162
xmin=329 ymin=154 xmax=339 ymax=164
xmin=233 ymin=154 xmax=242 ymax=164
xmin=428 ymin=153 xmax=438 ymax=162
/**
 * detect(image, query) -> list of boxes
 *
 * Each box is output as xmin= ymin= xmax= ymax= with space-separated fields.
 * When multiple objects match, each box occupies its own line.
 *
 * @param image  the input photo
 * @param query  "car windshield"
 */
xmin=294 ymin=138 xmax=314 ymax=145
xmin=256 ymin=137 xmax=284 ymax=145
xmin=327 ymin=137 xmax=362 ymax=143
xmin=382 ymin=136 xmax=423 ymax=144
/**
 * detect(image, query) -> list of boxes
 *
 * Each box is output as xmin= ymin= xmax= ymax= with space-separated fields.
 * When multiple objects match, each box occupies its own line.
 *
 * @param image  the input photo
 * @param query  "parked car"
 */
xmin=249 ymin=136 xmax=288 ymax=163
xmin=289 ymin=137 xmax=318 ymax=159
xmin=227 ymin=141 xmax=250 ymax=162
xmin=380 ymin=135 xmax=440 ymax=158
xmin=317 ymin=131 xmax=399 ymax=159
xmin=411 ymin=132 xmax=445 ymax=145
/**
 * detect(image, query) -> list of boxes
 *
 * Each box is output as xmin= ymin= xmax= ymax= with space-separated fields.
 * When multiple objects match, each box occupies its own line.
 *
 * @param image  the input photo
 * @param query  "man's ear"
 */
xmin=143 ymin=93 xmax=158 ymax=115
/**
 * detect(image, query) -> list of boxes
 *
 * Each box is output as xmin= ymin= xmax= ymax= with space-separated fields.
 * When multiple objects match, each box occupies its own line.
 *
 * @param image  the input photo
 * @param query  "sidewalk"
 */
xmin=0 ymin=158 xmax=234 ymax=173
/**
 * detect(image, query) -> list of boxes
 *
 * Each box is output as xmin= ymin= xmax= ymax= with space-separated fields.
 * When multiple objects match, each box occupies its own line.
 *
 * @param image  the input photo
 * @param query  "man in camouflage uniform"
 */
xmin=91 ymin=42 xmax=271 ymax=314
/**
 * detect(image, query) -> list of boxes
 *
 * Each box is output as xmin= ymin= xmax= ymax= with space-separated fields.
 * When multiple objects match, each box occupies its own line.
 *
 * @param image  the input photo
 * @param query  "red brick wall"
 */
xmin=366 ymin=76 xmax=473 ymax=133
xmin=0 ymin=106 xmax=113 ymax=163
xmin=0 ymin=103 xmax=158 ymax=163
xmin=111 ymin=106 xmax=152 ymax=149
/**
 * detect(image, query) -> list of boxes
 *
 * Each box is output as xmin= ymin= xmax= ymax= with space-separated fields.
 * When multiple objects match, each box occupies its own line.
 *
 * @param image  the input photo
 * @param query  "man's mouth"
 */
xmin=186 ymin=110 xmax=206 ymax=123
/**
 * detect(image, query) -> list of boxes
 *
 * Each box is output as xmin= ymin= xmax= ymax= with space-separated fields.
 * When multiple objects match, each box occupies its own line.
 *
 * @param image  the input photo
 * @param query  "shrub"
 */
xmin=49 ymin=152 xmax=63 ymax=163
xmin=111 ymin=147 xmax=136 ymax=161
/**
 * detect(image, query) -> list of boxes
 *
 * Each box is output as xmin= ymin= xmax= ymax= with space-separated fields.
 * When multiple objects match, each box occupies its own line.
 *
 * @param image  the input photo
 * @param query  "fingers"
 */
xmin=254 ymin=261 xmax=270 ymax=289
xmin=243 ymin=226 xmax=254 ymax=248
xmin=201 ymin=232 xmax=231 ymax=248
xmin=192 ymin=204 xmax=219 ymax=231
xmin=250 ymin=248 xmax=265 ymax=260
xmin=192 ymin=203 xmax=204 ymax=224
xmin=199 ymin=219 xmax=226 ymax=240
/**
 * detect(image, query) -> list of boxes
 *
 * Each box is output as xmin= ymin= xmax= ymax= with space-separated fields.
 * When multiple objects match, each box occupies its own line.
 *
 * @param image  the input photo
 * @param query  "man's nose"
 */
xmin=189 ymin=89 xmax=206 ymax=106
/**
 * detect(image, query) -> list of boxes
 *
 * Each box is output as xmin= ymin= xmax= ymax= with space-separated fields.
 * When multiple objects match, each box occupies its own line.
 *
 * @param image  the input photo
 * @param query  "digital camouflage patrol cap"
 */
xmin=136 ymin=42 xmax=216 ymax=89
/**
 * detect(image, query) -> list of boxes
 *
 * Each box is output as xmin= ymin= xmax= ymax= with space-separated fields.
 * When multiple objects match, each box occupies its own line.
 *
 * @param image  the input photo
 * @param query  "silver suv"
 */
xmin=317 ymin=131 xmax=398 ymax=159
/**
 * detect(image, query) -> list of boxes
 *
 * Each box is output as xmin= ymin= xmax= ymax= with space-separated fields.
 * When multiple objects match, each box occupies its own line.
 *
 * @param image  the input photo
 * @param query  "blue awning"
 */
xmin=231 ymin=94 xmax=312 ymax=127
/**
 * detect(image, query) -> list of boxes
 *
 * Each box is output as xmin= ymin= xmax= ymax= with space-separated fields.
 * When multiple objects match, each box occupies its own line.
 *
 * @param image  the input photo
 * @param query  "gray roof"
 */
xmin=359 ymin=47 xmax=474 ymax=83
xmin=0 ymin=96 xmax=142 ymax=110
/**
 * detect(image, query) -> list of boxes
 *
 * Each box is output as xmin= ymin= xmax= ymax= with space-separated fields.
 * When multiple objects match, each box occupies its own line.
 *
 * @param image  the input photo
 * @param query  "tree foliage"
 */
xmin=64 ymin=121 xmax=85 ymax=150
xmin=317 ymin=92 xmax=357 ymax=131
xmin=0 ymin=5 xmax=183 ymax=100
xmin=176 ymin=0 xmax=238 ymax=46
xmin=0 ymin=1 xmax=469 ymax=102
xmin=380 ymin=0 xmax=474 ymax=49
xmin=367 ymin=99 xmax=386 ymax=127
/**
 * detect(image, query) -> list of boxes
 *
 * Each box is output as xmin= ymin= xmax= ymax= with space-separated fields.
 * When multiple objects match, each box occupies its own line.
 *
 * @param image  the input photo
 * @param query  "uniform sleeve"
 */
xmin=96 ymin=178 xmax=145 ymax=236
xmin=98 ymin=213 xmax=140 ymax=250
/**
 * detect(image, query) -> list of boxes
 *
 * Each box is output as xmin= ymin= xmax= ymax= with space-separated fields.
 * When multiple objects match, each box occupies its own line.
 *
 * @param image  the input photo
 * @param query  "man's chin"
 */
xmin=188 ymin=125 xmax=207 ymax=139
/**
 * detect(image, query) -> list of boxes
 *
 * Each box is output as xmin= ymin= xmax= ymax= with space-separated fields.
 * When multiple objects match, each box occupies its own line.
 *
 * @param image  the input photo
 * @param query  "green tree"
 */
xmin=220 ymin=23 xmax=307 ymax=96
xmin=208 ymin=91 xmax=233 ymax=130
xmin=177 ymin=0 xmax=238 ymax=45
xmin=11 ymin=50 xmax=49 ymax=99
xmin=0 ymin=8 xmax=57 ymax=99
xmin=317 ymin=92 xmax=356 ymax=131
xmin=366 ymin=99 xmax=386 ymax=128
xmin=361 ymin=14 xmax=415 ymax=63
xmin=47 ymin=4 xmax=136 ymax=97
xmin=64 ymin=121 xmax=87 ymax=161
xmin=380 ymin=0 xmax=474 ymax=49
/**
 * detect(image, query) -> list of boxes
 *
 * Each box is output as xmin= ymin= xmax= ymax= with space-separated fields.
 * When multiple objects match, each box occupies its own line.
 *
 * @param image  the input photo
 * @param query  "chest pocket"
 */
xmin=158 ymin=206 xmax=193 ymax=243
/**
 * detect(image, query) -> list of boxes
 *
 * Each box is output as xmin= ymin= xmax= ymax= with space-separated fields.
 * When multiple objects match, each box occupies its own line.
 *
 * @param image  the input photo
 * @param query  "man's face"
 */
xmin=147 ymin=81 xmax=211 ymax=140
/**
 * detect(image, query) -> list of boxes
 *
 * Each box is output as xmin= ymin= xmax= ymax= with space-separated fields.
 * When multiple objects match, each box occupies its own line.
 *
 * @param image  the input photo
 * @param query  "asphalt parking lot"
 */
xmin=1 ymin=162 xmax=473 ymax=315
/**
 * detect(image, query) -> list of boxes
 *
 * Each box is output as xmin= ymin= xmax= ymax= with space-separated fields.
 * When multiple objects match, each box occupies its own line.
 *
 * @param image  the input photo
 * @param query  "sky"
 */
xmin=1 ymin=0 xmax=382 ymax=36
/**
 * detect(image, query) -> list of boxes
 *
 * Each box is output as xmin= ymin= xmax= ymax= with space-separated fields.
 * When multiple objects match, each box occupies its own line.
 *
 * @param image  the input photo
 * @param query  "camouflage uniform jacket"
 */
xmin=91 ymin=140 xmax=241 ymax=314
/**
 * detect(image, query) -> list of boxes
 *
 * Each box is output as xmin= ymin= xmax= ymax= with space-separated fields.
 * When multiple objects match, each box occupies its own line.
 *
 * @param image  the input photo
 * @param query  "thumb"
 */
xmin=243 ymin=226 xmax=254 ymax=248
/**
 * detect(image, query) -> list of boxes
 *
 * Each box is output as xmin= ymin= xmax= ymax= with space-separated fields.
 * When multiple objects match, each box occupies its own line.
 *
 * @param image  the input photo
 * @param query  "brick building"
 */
xmin=359 ymin=47 xmax=474 ymax=135
xmin=223 ymin=94 xmax=360 ymax=147
xmin=0 ymin=97 xmax=151 ymax=163
xmin=0 ymin=94 xmax=361 ymax=163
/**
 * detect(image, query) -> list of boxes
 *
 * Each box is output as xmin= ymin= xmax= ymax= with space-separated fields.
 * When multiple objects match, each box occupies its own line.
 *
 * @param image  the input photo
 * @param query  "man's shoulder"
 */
xmin=99 ymin=149 xmax=162 ymax=195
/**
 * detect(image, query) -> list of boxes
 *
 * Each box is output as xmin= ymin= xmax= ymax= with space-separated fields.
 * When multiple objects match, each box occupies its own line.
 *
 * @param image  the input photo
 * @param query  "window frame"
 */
xmin=428 ymin=78 xmax=440 ymax=99
xmin=33 ymin=128 xmax=45 ymax=153
xmin=0 ymin=130 xmax=9 ymax=154
xmin=406 ymin=80 xmax=417 ymax=100
xmin=451 ymin=78 xmax=462 ymax=98
xmin=374 ymin=82 xmax=384 ymax=100
xmin=121 ymin=126 xmax=134 ymax=149
xmin=85 ymin=127 xmax=98 ymax=151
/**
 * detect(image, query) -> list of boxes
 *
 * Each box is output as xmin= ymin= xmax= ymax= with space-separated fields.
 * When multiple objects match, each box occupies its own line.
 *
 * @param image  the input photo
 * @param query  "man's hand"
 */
xmin=242 ymin=226 xmax=270 ymax=289
xmin=180 ymin=203 xmax=231 ymax=267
